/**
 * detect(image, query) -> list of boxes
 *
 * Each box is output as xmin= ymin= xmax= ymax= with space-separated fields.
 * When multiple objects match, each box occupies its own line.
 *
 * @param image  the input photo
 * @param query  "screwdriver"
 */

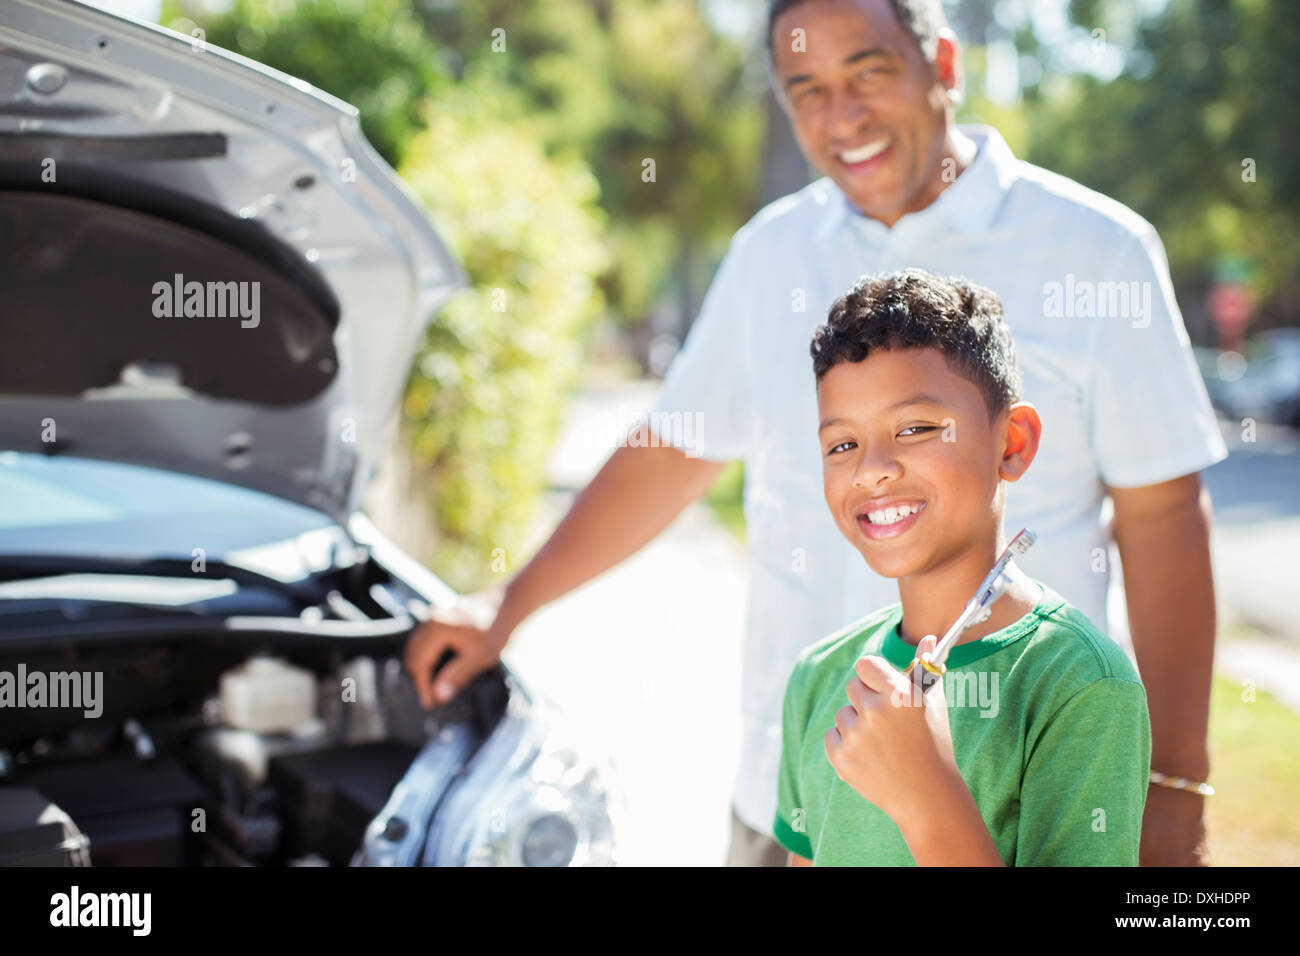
xmin=902 ymin=528 xmax=1038 ymax=693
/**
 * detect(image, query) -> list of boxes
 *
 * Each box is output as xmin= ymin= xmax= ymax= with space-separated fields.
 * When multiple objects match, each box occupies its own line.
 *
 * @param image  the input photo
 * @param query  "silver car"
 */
xmin=0 ymin=0 xmax=621 ymax=867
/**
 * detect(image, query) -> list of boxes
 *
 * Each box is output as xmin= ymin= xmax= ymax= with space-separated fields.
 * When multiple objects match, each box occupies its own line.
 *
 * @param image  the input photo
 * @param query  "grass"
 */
xmin=702 ymin=463 xmax=1300 ymax=865
xmin=1205 ymin=673 xmax=1300 ymax=865
xmin=703 ymin=460 xmax=746 ymax=543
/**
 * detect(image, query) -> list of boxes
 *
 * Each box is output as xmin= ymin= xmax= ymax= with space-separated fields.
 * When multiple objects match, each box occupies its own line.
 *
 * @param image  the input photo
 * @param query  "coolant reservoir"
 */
xmin=220 ymin=656 xmax=317 ymax=734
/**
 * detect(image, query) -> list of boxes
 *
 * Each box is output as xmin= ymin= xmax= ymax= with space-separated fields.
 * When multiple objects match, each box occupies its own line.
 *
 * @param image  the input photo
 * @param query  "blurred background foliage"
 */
xmin=418 ymin=0 xmax=764 ymax=330
xmin=170 ymin=0 xmax=444 ymax=165
xmin=397 ymin=81 xmax=609 ymax=585
xmin=161 ymin=0 xmax=1297 ymax=588
xmin=1002 ymin=0 xmax=1300 ymax=336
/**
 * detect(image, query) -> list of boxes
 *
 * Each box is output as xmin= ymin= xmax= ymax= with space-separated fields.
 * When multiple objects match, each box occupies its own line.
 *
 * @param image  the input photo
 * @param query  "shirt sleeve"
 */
xmin=647 ymin=236 xmax=753 ymax=462
xmin=773 ymin=662 xmax=815 ymax=861
xmin=1016 ymin=678 xmax=1151 ymax=866
xmin=1084 ymin=225 xmax=1228 ymax=488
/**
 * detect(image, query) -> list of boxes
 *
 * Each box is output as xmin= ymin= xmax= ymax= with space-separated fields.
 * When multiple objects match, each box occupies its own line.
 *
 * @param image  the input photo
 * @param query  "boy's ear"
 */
xmin=998 ymin=402 xmax=1042 ymax=482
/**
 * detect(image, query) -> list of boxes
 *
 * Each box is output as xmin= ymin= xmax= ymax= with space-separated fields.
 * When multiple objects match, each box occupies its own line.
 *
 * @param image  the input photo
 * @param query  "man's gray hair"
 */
xmin=766 ymin=0 xmax=949 ymax=63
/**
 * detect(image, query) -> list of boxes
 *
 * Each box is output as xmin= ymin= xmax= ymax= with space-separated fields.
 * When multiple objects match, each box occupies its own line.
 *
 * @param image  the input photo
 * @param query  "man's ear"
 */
xmin=933 ymin=28 xmax=964 ymax=106
xmin=998 ymin=402 xmax=1042 ymax=482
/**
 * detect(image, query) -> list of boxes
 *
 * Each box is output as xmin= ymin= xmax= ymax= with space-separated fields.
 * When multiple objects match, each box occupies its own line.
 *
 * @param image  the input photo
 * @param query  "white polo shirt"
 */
xmin=650 ymin=124 xmax=1228 ymax=837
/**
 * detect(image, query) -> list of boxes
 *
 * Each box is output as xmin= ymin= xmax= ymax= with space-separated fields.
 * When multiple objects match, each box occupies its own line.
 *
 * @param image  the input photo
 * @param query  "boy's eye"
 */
xmin=898 ymin=425 xmax=937 ymax=438
xmin=827 ymin=440 xmax=856 ymax=456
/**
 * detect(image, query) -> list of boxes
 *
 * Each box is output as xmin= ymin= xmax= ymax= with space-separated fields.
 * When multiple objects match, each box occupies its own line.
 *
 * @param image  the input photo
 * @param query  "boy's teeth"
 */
xmin=866 ymin=502 xmax=924 ymax=525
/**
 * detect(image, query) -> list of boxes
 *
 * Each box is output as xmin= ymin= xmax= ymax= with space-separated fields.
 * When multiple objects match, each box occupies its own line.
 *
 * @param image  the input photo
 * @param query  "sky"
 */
xmin=82 ymin=0 xmax=163 ymax=21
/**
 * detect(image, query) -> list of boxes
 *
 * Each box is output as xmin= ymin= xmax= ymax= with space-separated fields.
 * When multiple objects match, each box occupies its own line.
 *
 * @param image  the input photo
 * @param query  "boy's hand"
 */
xmin=824 ymin=634 xmax=961 ymax=828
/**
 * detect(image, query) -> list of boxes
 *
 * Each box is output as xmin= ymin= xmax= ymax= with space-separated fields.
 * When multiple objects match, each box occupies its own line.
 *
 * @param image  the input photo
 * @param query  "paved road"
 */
xmin=1202 ymin=418 xmax=1300 ymax=643
xmin=1202 ymin=417 xmax=1300 ymax=714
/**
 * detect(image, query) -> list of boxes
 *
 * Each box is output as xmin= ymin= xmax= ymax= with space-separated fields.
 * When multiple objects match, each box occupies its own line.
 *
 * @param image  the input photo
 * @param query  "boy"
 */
xmin=774 ymin=269 xmax=1151 ymax=866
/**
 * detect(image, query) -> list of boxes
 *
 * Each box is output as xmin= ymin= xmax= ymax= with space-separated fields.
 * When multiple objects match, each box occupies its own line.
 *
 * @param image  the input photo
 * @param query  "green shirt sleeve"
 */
xmin=773 ymin=662 xmax=815 ymax=861
xmin=1016 ymin=677 xmax=1151 ymax=866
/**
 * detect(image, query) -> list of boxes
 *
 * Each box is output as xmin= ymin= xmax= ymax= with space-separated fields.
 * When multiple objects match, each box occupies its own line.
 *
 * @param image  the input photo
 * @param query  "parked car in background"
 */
xmin=0 ymin=0 xmax=620 ymax=867
xmin=1194 ymin=329 xmax=1300 ymax=429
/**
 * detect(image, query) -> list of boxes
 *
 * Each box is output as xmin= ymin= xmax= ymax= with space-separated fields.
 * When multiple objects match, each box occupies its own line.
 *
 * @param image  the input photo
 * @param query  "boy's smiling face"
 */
xmin=817 ymin=345 xmax=1038 ymax=578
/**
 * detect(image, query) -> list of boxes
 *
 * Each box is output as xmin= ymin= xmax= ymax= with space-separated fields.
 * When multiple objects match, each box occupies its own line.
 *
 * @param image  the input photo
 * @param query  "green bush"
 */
xmin=399 ymin=78 xmax=609 ymax=591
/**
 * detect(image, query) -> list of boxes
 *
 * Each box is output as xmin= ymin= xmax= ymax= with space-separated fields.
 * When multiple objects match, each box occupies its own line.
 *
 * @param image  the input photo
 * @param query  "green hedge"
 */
xmin=399 ymin=79 xmax=609 ymax=590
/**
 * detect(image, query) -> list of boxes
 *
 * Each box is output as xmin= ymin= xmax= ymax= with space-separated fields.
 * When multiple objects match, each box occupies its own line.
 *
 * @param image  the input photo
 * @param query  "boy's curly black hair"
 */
xmin=810 ymin=269 xmax=1023 ymax=423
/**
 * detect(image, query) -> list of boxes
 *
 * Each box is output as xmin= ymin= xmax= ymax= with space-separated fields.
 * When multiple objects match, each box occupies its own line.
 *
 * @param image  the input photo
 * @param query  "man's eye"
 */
xmin=794 ymin=87 xmax=827 ymax=109
xmin=854 ymin=65 xmax=890 ymax=86
xmin=898 ymin=426 xmax=936 ymax=437
xmin=827 ymin=440 xmax=856 ymax=455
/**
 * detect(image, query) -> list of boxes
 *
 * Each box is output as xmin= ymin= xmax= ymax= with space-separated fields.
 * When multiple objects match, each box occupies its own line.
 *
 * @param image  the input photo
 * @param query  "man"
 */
xmin=405 ymin=0 xmax=1226 ymax=866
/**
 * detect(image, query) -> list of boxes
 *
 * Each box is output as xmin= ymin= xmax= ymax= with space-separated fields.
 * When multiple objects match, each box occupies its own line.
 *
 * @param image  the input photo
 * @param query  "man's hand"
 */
xmin=825 ymin=635 xmax=957 ymax=823
xmin=1140 ymin=786 xmax=1209 ymax=866
xmin=403 ymin=587 xmax=511 ymax=709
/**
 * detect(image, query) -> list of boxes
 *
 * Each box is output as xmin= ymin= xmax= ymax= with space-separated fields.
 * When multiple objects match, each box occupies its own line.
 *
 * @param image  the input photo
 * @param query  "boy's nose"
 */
xmin=851 ymin=453 xmax=902 ymax=488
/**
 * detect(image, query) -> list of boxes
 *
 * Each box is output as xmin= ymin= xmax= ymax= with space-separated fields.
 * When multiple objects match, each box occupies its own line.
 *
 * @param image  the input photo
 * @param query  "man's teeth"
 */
xmin=865 ymin=502 xmax=925 ymax=525
xmin=839 ymin=138 xmax=890 ymax=164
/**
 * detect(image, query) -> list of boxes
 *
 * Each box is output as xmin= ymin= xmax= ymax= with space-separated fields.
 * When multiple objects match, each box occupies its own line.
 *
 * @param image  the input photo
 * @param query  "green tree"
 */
xmin=1016 ymin=0 xmax=1300 ymax=332
xmin=168 ymin=0 xmax=444 ymax=165
xmin=418 ymin=0 xmax=764 ymax=329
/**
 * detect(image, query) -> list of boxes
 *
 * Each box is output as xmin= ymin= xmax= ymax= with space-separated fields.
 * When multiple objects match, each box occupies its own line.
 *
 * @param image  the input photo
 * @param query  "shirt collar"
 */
xmin=812 ymin=123 xmax=1019 ymax=242
xmin=877 ymin=578 xmax=1064 ymax=670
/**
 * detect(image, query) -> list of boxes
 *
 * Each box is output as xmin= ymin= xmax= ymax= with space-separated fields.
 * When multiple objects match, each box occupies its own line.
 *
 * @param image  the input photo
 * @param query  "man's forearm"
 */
xmin=495 ymin=427 xmax=727 ymax=634
xmin=1111 ymin=476 xmax=1216 ymax=780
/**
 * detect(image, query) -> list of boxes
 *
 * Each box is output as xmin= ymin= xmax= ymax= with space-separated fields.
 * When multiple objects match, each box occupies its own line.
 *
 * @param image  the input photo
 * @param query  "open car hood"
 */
xmin=0 ymin=0 xmax=466 ymax=521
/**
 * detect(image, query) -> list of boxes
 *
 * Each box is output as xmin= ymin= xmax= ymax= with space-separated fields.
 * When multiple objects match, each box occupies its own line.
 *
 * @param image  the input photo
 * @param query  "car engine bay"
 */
xmin=0 ymin=633 xmax=509 ymax=866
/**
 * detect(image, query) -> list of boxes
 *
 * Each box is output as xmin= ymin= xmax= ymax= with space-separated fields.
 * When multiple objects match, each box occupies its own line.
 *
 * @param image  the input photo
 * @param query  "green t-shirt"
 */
xmin=774 ymin=580 xmax=1151 ymax=866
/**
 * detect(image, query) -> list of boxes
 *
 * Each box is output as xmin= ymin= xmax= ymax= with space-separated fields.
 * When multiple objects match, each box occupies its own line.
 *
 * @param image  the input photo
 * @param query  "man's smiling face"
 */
xmin=817 ymin=346 xmax=1008 ymax=579
xmin=770 ymin=0 xmax=958 ymax=226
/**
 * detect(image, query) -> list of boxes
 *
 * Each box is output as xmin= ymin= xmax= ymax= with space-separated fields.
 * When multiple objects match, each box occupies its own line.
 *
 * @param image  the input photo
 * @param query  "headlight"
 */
xmin=522 ymin=813 xmax=579 ymax=867
xmin=423 ymin=688 xmax=622 ymax=867
xmin=354 ymin=677 xmax=622 ymax=867
xmin=353 ymin=722 xmax=476 ymax=868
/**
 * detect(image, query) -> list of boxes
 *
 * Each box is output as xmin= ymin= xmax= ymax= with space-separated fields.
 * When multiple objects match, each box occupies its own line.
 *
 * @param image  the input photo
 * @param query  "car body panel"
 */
xmin=0 ymin=0 xmax=467 ymax=520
